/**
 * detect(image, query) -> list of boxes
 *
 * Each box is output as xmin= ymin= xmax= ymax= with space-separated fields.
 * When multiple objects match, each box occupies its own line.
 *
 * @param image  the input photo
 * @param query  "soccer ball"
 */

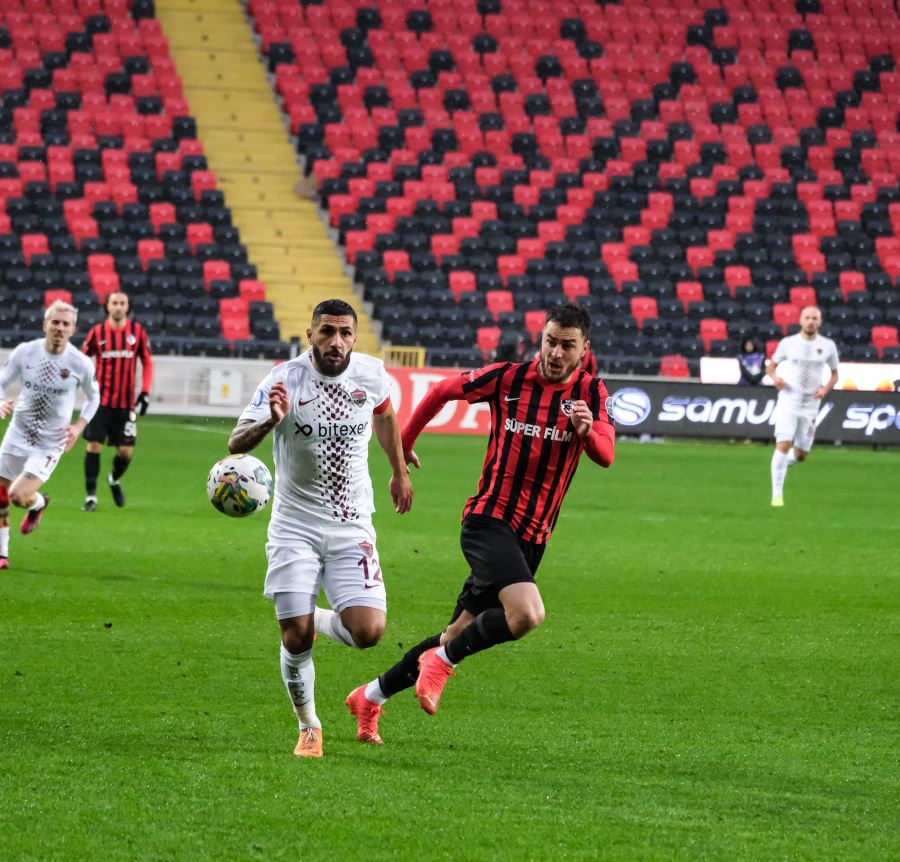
xmin=207 ymin=454 xmax=273 ymax=517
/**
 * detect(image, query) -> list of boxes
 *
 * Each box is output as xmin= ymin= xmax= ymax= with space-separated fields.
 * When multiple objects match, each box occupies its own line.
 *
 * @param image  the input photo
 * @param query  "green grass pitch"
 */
xmin=1 ymin=416 xmax=898 ymax=861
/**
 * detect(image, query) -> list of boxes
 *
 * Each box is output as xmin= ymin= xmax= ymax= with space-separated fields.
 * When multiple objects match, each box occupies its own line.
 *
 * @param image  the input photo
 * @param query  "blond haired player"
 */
xmin=0 ymin=301 xmax=99 ymax=568
xmin=766 ymin=306 xmax=839 ymax=507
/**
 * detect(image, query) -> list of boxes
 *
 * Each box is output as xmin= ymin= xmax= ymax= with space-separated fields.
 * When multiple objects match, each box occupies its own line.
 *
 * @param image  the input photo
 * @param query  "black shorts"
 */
xmin=450 ymin=513 xmax=546 ymax=618
xmin=83 ymin=406 xmax=138 ymax=447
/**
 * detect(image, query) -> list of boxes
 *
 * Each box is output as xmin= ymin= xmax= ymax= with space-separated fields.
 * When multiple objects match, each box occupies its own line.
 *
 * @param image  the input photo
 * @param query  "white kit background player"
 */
xmin=0 ymin=301 xmax=99 ymax=568
xmin=228 ymin=299 xmax=413 ymax=758
xmin=766 ymin=305 xmax=839 ymax=507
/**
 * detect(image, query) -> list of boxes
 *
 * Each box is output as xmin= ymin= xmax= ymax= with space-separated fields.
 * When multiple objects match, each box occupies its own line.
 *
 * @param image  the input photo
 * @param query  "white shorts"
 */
xmin=774 ymin=403 xmax=817 ymax=450
xmin=0 ymin=440 xmax=63 ymax=484
xmin=264 ymin=519 xmax=386 ymax=615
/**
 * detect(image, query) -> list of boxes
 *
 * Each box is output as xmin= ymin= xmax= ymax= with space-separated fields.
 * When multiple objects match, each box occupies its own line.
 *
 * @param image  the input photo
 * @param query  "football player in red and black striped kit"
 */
xmin=344 ymin=302 xmax=615 ymax=743
xmin=80 ymin=291 xmax=153 ymax=511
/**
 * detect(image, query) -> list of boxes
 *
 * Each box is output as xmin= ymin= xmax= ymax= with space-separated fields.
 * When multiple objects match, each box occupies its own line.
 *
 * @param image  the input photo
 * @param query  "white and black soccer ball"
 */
xmin=207 ymin=454 xmax=273 ymax=518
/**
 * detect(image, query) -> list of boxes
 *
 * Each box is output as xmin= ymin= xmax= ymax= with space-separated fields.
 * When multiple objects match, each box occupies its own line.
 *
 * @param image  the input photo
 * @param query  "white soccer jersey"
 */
xmin=0 ymin=339 xmax=99 ymax=450
xmin=239 ymin=350 xmax=392 ymax=535
xmin=772 ymin=332 xmax=839 ymax=414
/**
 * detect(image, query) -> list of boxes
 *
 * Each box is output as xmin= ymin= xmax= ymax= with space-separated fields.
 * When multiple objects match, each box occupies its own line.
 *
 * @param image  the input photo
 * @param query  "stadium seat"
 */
xmin=660 ymin=355 xmax=690 ymax=378
xmin=871 ymin=326 xmax=899 ymax=358
xmin=699 ymin=319 xmax=728 ymax=352
xmin=476 ymin=326 xmax=501 ymax=359
xmin=773 ymin=303 xmax=800 ymax=335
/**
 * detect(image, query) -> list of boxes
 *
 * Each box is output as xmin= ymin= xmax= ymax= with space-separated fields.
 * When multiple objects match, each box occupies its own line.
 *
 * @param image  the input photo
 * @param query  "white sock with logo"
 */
xmin=313 ymin=606 xmax=358 ymax=648
xmin=771 ymin=450 xmax=789 ymax=497
xmin=280 ymin=645 xmax=320 ymax=730
xmin=28 ymin=493 xmax=46 ymax=511
xmin=0 ymin=526 xmax=8 ymax=557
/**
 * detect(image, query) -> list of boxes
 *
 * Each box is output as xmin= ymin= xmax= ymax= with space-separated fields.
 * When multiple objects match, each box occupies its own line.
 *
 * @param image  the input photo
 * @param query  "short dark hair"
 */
xmin=104 ymin=290 xmax=129 ymax=313
xmin=311 ymin=298 xmax=357 ymax=325
xmin=545 ymin=302 xmax=591 ymax=339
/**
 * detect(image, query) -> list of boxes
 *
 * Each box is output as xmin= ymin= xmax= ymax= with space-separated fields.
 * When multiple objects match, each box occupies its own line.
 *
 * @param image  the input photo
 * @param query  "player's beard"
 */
xmin=312 ymin=344 xmax=352 ymax=376
xmin=539 ymin=355 xmax=578 ymax=383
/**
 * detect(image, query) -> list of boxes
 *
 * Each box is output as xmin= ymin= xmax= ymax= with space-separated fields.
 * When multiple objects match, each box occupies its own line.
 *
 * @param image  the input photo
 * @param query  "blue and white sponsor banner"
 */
xmin=605 ymin=380 xmax=900 ymax=444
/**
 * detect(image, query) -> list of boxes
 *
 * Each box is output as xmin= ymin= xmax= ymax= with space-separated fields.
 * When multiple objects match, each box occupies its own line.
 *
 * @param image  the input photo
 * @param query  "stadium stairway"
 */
xmin=154 ymin=0 xmax=379 ymax=351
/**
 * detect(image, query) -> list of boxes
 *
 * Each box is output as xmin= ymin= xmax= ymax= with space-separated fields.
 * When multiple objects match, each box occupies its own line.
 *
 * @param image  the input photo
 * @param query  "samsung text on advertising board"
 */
xmin=658 ymin=396 xmax=833 ymax=428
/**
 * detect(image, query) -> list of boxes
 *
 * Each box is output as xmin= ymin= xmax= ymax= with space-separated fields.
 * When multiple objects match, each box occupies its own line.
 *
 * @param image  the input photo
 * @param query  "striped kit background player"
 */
xmin=82 ymin=319 xmax=153 ymax=408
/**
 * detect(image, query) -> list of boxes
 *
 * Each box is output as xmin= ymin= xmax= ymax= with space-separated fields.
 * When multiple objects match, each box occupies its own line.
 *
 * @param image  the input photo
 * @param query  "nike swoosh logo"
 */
xmin=504 ymin=396 xmax=520 ymax=402
xmin=364 ymin=583 xmax=379 ymax=589
xmin=298 ymin=397 xmax=318 ymax=406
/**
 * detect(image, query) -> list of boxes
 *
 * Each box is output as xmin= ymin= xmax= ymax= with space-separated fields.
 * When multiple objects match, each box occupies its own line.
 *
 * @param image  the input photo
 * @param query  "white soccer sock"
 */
xmin=313 ymin=606 xmax=359 ymax=648
xmin=435 ymin=645 xmax=456 ymax=667
xmin=279 ymin=645 xmax=321 ymax=729
xmin=28 ymin=493 xmax=45 ymax=511
xmin=771 ymin=450 xmax=789 ymax=497
xmin=786 ymin=449 xmax=798 ymax=467
xmin=364 ymin=680 xmax=388 ymax=704
xmin=0 ymin=526 xmax=8 ymax=557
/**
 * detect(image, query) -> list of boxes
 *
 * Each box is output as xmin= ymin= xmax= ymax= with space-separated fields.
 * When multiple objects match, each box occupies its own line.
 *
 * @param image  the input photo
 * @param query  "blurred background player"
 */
xmin=80 ymin=291 xmax=153 ymax=511
xmin=345 ymin=302 xmax=615 ymax=744
xmin=228 ymin=299 xmax=413 ymax=758
xmin=0 ymin=301 xmax=99 ymax=569
xmin=766 ymin=306 xmax=839 ymax=507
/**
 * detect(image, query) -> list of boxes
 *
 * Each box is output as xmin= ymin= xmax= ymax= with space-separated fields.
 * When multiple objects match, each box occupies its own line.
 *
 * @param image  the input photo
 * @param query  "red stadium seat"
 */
xmin=660 ymin=355 xmax=690 ymax=378
xmin=21 ymin=233 xmax=49 ymax=265
xmin=789 ymin=287 xmax=816 ymax=308
xmin=476 ymin=326 xmax=501 ymax=359
xmin=485 ymin=290 xmax=514 ymax=321
xmin=239 ymin=280 xmax=267 ymax=302
xmin=203 ymin=260 xmax=230 ymax=289
xmin=676 ymin=282 xmax=704 ymax=312
xmin=137 ymin=238 xmax=165 ymax=269
xmin=630 ymin=296 xmax=658 ymax=329
xmin=773 ymin=303 xmax=800 ymax=335
xmin=449 ymin=271 xmax=476 ymax=302
xmin=524 ymin=310 xmax=546 ymax=344
xmin=871 ymin=326 xmax=899 ymax=358
xmin=562 ymin=276 xmax=589 ymax=302
xmin=839 ymin=271 xmax=867 ymax=301
xmin=699 ymin=319 xmax=728 ymax=352
xmin=44 ymin=289 xmax=73 ymax=308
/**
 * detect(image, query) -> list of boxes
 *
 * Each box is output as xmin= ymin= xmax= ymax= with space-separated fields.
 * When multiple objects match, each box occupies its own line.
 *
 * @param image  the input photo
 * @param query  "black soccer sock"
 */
xmin=443 ymin=608 xmax=515 ymax=665
xmin=111 ymin=454 xmax=130 ymax=482
xmin=377 ymin=633 xmax=442 ymax=697
xmin=84 ymin=451 xmax=100 ymax=495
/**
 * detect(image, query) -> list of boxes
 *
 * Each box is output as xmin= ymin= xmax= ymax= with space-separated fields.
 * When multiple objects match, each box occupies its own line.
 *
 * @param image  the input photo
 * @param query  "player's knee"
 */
xmin=506 ymin=604 xmax=545 ymax=638
xmin=795 ymin=450 xmax=808 ymax=462
xmin=348 ymin=620 xmax=385 ymax=649
xmin=280 ymin=620 xmax=314 ymax=654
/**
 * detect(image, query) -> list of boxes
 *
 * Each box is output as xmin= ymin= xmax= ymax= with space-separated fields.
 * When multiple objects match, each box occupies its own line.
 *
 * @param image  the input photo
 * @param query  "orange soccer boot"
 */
xmin=345 ymin=685 xmax=385 ymax=744
xmin=293 ymin=726 xmax=323 ymax=758
xmin=415 ymin=648 xmax=456 ymax=715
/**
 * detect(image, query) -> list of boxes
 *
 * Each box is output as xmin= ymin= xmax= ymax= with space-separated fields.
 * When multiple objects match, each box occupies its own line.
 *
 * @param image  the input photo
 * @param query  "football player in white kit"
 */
xmin=228 ymin=299 xmax=414 ymax=757
xmin=765 ymin=306 xmax=839 ymax=507
xmin=0 ymin=300 xmax=100 ymax=568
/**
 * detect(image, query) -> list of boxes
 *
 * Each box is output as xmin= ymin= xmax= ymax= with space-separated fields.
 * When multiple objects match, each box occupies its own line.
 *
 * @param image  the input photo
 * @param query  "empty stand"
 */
xmin=0 ymin=0 xmax=287 ymax=360
xmin=243 ymin=0 xmax=900 ymax=370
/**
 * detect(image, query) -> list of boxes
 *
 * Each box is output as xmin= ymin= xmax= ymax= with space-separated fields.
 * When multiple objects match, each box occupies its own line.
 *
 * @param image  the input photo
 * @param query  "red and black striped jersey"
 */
xmin=82 ymin=319 xmax=153 ymax=409
xmin=460 ymin=360 xmax=613 ymax=544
